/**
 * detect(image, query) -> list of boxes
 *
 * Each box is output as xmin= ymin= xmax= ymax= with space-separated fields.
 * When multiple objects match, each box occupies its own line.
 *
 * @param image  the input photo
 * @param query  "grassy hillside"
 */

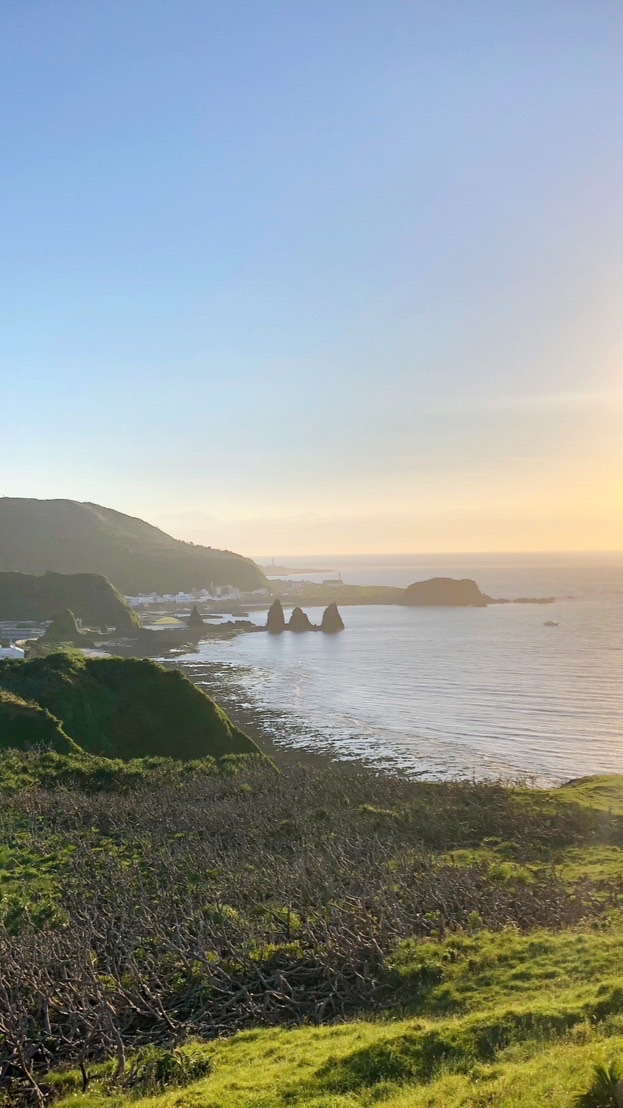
xmin=0 ymin=570 xmax=139 ymax=629
xmin=1 ymin=762 xmax=623 ymax=1106
xmin=0 ymin=652 xmax=259 ymax=759
xmin=0 ymin=689 xmax=75 ymax=753
xmin=0 ymin=497 xmax=266 ymax=593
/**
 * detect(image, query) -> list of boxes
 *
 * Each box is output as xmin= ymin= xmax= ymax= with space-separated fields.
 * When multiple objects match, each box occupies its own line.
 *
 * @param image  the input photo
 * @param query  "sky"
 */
xmin=1 ymin=0 xmax=622 ymax=556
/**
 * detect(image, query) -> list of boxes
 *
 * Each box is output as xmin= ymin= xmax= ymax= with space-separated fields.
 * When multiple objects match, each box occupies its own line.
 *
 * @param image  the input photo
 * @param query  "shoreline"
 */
xmin=168 ymin=656 xmax=553 ymax=786
xmin=164 ymin=657 xmax=343 ymax=772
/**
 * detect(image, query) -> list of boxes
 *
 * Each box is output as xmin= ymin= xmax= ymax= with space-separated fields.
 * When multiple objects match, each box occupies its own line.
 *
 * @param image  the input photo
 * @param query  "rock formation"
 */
xmin=266 ymin=598 xmax=286 ymax=633
xmin=401 ymin=578 xmax=488 ymax=607
xmin=187 ymin=604 xmax=205 ymax=630
xmin=288 ymin=606 xmax=315 ymax=632
xmin=321 ymin=602 xmax=345 ymax=632
xmin=41 ymin=609 xmax=89 ymax=644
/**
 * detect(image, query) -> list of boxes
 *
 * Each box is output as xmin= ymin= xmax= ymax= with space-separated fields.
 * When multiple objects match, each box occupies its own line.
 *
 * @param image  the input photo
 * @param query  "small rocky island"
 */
xmin=401 ymin=577 xmax=488 ymax=606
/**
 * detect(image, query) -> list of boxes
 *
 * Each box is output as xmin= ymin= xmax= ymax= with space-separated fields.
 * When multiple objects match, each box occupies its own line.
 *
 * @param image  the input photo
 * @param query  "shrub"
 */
xmin=574 ymin=1061 xmax=623 ymax=1107
xmin=120 ymin=1044 xmax=211 ymax=1092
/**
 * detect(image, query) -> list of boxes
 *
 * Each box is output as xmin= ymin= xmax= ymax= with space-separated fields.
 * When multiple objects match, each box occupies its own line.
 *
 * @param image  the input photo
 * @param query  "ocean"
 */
xmin=176 ymin=553 xmax=623 ymax=783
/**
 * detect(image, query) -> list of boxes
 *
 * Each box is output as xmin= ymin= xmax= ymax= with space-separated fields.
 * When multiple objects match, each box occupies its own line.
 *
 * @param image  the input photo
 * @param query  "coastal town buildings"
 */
xmin=124 ymin=585 xmax=269 ymax=608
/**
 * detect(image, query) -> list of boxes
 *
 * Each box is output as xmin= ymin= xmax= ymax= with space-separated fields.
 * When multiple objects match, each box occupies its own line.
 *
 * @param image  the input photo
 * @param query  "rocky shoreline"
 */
xmin=162 ymin=657 xmax=347 ymax=771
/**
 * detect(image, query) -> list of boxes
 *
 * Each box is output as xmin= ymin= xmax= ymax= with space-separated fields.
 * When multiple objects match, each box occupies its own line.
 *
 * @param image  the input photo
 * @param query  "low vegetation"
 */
xmin=0 ymin=756 xmax=622 ymax=1105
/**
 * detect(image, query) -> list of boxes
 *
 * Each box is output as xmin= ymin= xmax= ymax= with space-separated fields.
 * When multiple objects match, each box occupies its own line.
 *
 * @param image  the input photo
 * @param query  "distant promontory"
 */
xmin=264 ymin=576 xmax=554 ymax=609
xmin=0 ymin=497 xmax=266 ymax=594
xmin=0 ymin=571 xmax=139 ymax=631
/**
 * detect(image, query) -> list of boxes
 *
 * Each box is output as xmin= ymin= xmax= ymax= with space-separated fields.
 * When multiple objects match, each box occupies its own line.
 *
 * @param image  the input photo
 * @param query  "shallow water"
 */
xmin=176 ymin=554 xmax=623 ymax=783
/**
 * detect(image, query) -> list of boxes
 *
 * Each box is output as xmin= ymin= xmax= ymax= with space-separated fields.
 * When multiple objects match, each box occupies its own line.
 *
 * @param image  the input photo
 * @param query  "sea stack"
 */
xmin=321 ymin=602 xmax=345 ymax=632
xmin=288 ymin=606 xmax=314 ymax=632
xmin=187 ymin=604 xmax=205 ymax=631
xmin=41 ymin=609 xmax=85 ymax=643
xmin=266 ymin=598 xmax=286 ymax=633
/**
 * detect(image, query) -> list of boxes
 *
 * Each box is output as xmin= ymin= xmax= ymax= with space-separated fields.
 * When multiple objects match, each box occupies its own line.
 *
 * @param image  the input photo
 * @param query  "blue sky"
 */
xmin=2 ymin=1 xmax=622 ymax=554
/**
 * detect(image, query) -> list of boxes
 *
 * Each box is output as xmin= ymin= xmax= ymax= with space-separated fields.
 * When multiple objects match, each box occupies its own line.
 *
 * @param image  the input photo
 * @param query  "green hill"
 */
xmin=0 ymin=498 xmax=267 ymax=594
xmin=0 ymin=652 xmax=259 ymax=760
xmin=0 ymin=689 xmax=75 ymax=753
xmin=0 ymin=570 xmax=139 ymax=630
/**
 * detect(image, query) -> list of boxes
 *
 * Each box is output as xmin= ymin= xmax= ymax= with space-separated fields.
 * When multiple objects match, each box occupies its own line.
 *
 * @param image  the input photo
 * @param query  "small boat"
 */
xmin=544 ymin=620 xmax=559 ymax=627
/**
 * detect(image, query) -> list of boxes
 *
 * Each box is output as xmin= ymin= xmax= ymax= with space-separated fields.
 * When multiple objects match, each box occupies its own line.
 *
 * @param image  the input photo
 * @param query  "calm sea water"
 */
xmin=176 ymin=554 xmax=623 ymax=783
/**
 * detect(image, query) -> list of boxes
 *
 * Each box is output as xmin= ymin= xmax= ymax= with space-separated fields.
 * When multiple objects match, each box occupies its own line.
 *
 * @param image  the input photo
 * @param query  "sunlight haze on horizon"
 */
xmin=2 ymin=0 xmax=622 ymax=556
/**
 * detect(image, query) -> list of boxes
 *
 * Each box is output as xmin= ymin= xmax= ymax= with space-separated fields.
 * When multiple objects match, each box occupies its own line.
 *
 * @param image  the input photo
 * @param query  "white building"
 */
xmin=0 ymin=643 xmax=25 ymax=660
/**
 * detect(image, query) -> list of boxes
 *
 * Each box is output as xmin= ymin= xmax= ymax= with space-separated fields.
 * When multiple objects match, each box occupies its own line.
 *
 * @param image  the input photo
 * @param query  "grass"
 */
xmin=387 ymin=925 xmax=623 ymax=1016
xmin=0 ymin=687 xmax=75 ymax=751
xmin=50 ymin=989 xmax=623 ymax=1106
xmin=558 ymin=776 xmax=623 ymax=816
xmin=0 ymin=747 xmax=247 ymax=792
xmin=4 ymin=764 xmax=623 ymax=1106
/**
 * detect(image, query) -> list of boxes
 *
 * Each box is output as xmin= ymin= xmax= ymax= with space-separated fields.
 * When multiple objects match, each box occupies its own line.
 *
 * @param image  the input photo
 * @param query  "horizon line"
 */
xmin=252 ymin=548 xmax=623 ymax=560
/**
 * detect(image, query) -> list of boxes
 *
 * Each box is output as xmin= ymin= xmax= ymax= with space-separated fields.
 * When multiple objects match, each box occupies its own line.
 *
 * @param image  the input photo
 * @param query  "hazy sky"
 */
xmin=2 ymin=1 xmax=622 ymax=555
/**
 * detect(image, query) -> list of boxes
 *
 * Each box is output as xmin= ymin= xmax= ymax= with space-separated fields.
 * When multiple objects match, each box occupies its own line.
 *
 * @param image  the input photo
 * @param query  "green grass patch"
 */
xmin=50 ymin=1018 xmax=623 ymax=1107
xmin=558 ymin=776 xmax=623 ymax=816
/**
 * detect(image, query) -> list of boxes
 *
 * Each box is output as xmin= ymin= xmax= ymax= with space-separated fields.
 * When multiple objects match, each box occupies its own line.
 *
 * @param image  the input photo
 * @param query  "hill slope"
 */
xmin=0 ymin=689 xmax=76 ymax=753
xmin=0 ymin=498 xmax=266 ymax=594
xmin=0 ymin=571 xmax=139 ymax=629
xmin=0 ymin=652 xmax=260 ymax=759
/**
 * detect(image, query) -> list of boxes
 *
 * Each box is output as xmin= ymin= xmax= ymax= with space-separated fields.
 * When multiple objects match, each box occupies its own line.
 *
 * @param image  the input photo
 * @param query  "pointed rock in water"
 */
xmin=321 ymin=602 xmax=344 ymax=632
xmin=42 ymin=609 xmax=85 ymax=643
xmin=266 ymin=598 xmax=286 ymax=633
xmin=188 ymin=604 xmax=205 ymax=630
xmin=288 ymin=606 xmax=315 ymax=632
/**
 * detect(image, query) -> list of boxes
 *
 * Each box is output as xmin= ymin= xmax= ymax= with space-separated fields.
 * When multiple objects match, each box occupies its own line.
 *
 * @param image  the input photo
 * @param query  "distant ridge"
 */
xmin=0 ymin=498 xmax=267 ymax=594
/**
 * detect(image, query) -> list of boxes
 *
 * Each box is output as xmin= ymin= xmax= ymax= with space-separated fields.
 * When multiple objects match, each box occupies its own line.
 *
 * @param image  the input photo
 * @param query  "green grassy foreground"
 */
xmin=2 ymin=762 xmax=623 ymax=1107
xmin=51 ymin=921 xmax=623 ymax=1106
